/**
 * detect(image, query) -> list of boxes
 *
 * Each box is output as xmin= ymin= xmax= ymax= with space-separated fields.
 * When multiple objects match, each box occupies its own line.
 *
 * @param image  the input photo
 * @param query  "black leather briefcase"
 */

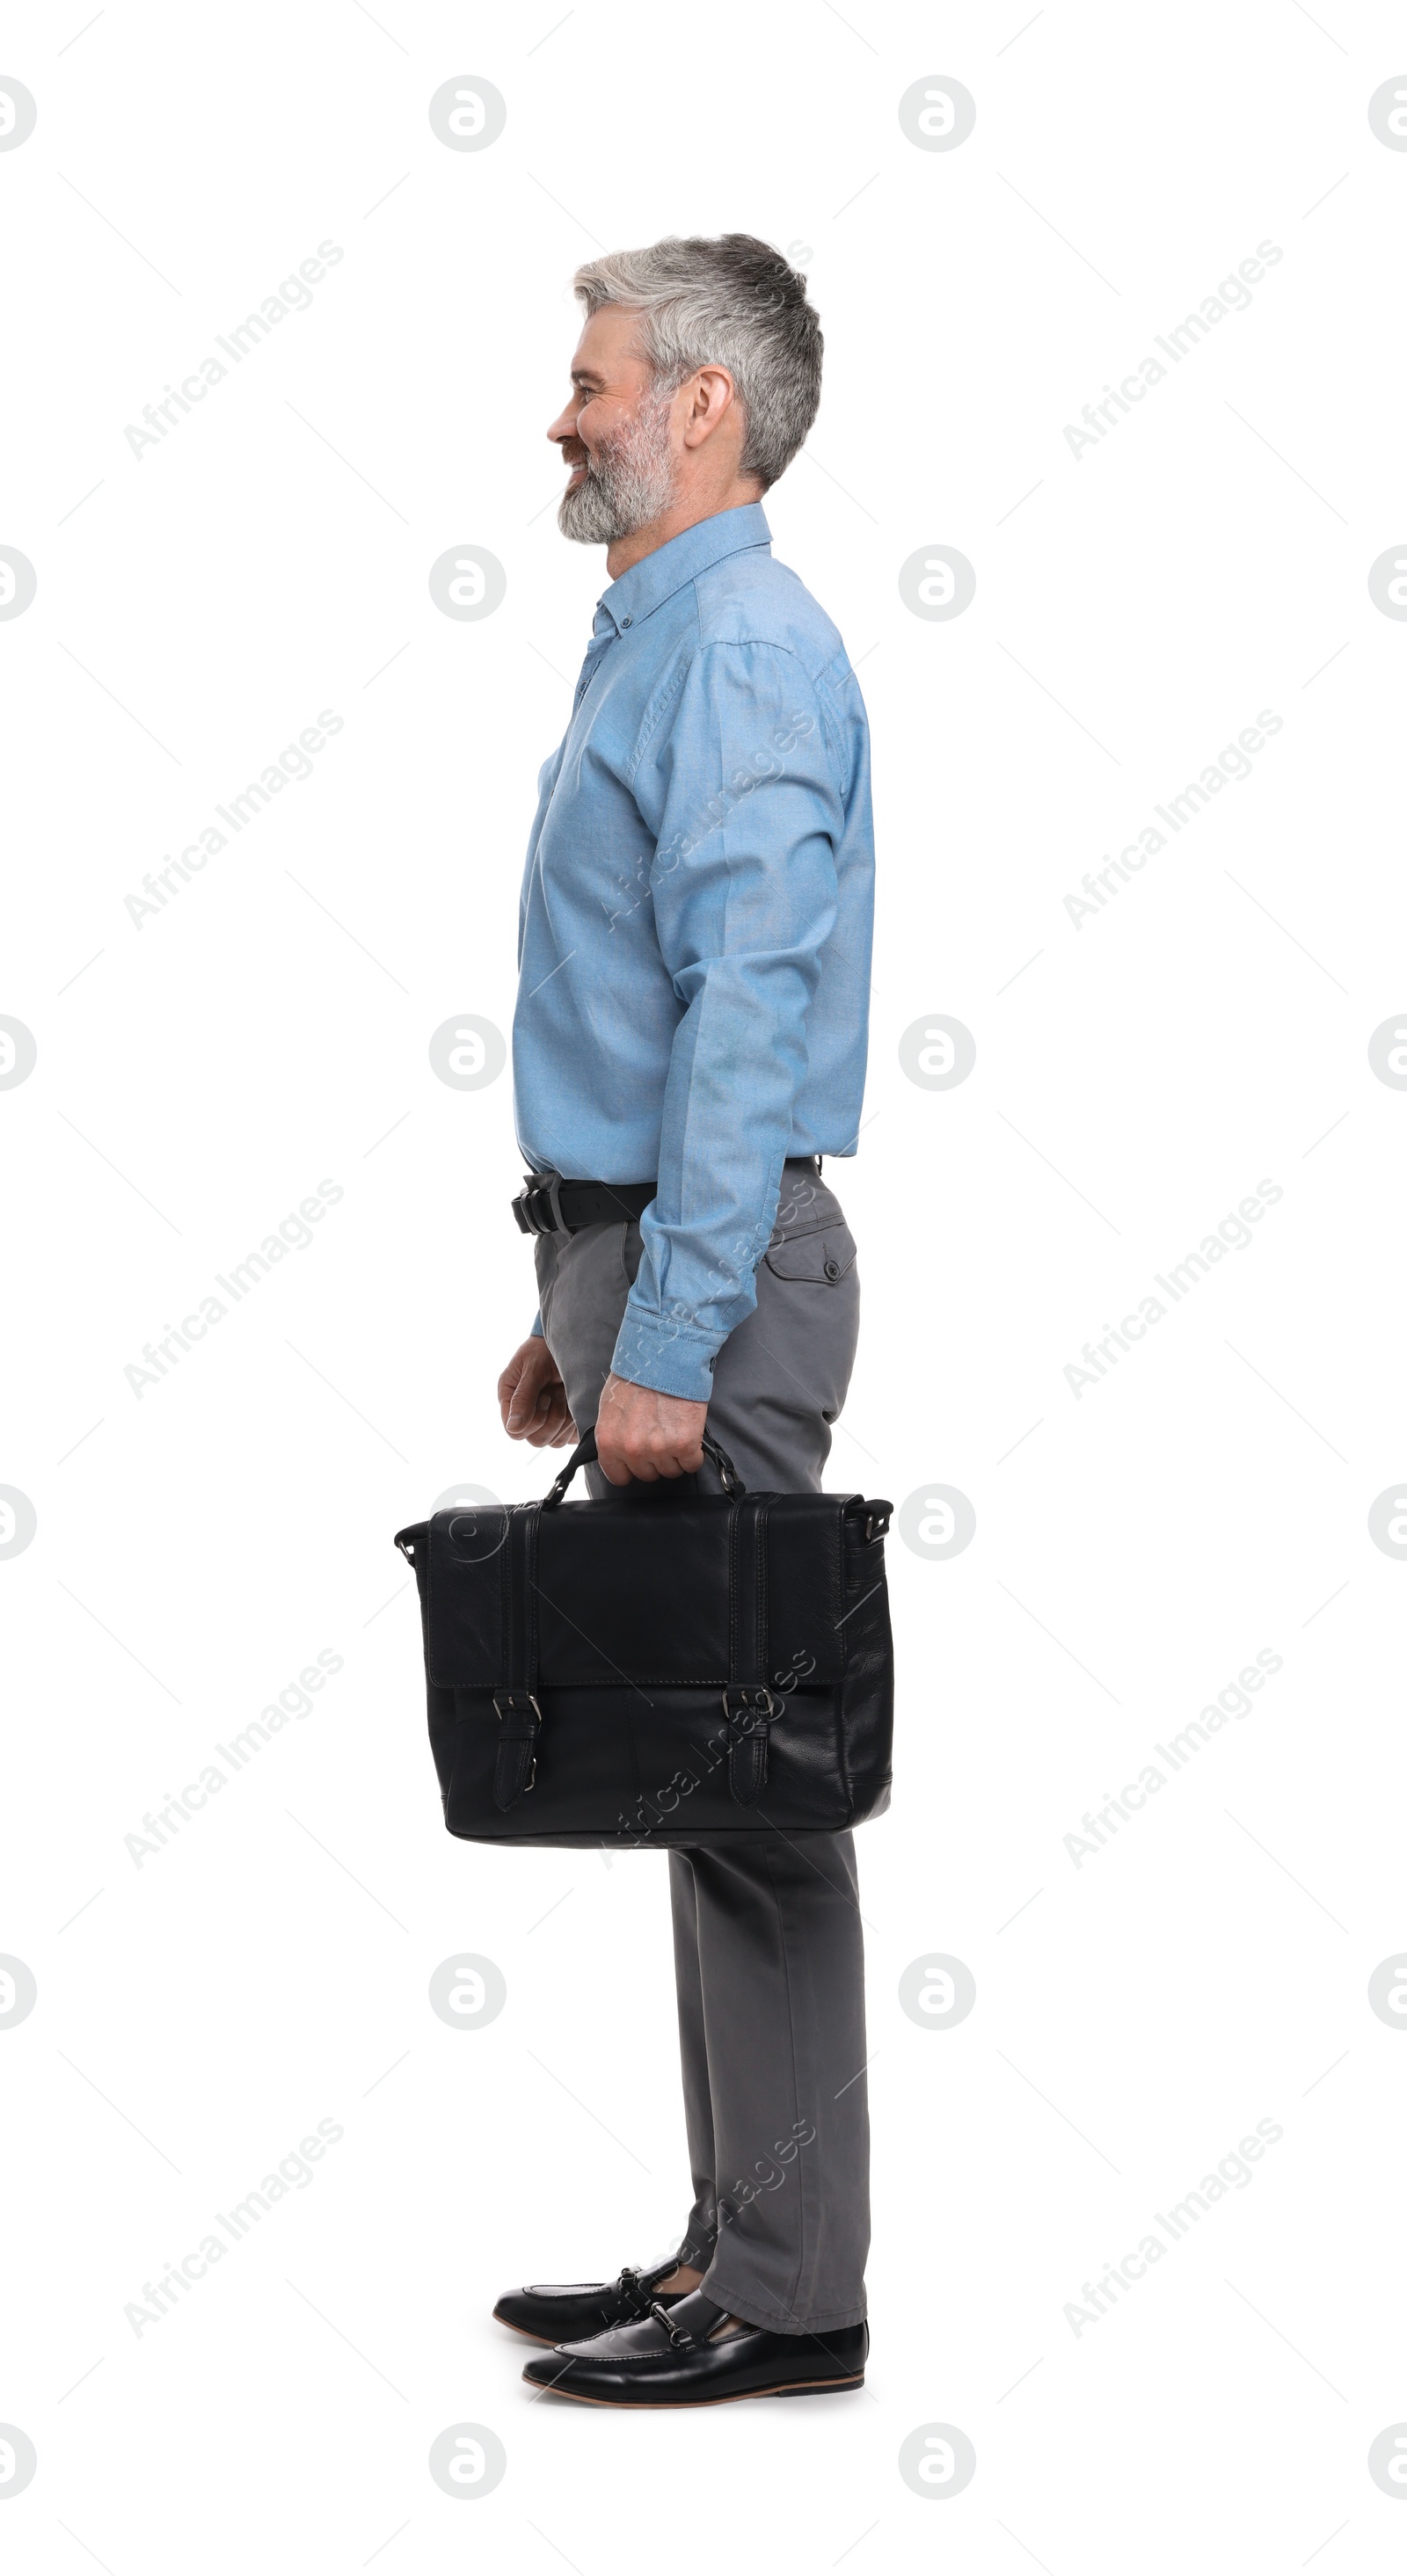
xmin=393 ymin=1432 xmax=893 ymax=1848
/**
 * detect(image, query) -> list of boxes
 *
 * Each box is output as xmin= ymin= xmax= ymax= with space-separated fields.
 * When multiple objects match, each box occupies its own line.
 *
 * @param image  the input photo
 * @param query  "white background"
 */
xmin=4 ymin=0 xmax=1407 ymax=2565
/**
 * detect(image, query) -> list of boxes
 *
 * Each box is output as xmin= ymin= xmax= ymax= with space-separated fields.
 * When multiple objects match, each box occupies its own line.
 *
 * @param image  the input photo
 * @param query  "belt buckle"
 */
xmin=514 ymin=1175 xmax=566 ymax=1236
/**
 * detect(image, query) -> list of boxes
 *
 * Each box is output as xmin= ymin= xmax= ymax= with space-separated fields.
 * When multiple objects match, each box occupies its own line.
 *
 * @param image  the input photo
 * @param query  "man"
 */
xmin=495 ymin=236 xmax=875 ymax=2406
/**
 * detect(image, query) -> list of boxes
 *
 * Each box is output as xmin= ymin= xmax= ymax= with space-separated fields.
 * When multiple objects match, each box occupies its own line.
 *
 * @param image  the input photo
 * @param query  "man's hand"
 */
xmin=595 ymin=1371 xmax=707 ymax=1485
xmin=498 ymin=1337 xmax=577 ymax=1447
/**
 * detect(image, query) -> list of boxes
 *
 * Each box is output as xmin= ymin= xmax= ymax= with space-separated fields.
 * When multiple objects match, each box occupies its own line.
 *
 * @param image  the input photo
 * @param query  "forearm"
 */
xmin=610 ymin=644 xmax=841 ymax=1399
xmin=610 ymin=964 xmax=811 ymax=1398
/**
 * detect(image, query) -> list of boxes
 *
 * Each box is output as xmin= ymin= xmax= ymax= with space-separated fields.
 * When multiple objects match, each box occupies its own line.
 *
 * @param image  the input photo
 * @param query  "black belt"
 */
xmin=513 ymin=1175 xmax=656 ymax=1237
xmin=513 ymin=1155 xmax=822 ymax=1240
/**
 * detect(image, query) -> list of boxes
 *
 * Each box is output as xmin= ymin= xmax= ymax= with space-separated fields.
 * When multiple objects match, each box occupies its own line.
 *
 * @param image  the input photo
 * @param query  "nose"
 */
xmin=548 ymin=400 xmax=580 ymax=447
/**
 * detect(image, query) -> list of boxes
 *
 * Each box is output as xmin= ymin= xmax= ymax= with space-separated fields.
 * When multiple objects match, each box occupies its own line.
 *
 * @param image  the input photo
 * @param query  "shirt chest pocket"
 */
xmin=762 ymin=1219 xmax=857 ymax=1285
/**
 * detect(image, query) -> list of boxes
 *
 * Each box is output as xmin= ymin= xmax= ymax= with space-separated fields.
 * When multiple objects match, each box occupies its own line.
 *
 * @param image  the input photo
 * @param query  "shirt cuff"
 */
xmin=609 ymin=1307 xmax=719 ymax=1403
xmin=529 ymin=1311 xmax=543 ymax=1339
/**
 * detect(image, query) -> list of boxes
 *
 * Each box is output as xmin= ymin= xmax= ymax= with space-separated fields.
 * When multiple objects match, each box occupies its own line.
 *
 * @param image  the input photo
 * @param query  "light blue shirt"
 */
xmin=514 ymin=502 xmax=873 ymax=1404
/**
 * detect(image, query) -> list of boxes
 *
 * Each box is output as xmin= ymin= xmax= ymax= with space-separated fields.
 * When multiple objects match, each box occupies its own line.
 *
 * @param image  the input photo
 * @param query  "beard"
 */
xmin=558 ymin=391 xmax=678 ymax=544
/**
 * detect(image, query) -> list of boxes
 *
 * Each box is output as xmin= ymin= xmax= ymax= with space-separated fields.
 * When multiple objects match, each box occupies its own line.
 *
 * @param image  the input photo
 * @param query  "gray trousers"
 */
xmin=533 ymin=1159 xmax=870 ymax=2332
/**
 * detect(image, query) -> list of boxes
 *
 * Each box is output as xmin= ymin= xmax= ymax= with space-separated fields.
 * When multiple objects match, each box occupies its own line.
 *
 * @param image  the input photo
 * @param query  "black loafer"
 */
xmin=521 ymin=2288 xmax=868 ymax=2406
xmin=493 ymin=2255 xmax=696 ymax=2347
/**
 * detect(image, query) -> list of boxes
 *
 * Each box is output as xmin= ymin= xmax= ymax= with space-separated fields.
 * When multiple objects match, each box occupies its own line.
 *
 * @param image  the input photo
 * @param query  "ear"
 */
xmin=680 ymin=364 xmax=740 ymax=450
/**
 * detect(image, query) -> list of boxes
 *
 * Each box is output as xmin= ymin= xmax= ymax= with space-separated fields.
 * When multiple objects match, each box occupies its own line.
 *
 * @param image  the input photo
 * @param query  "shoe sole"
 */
xmin=522 ymin=2373 xmax=864 ymax=2408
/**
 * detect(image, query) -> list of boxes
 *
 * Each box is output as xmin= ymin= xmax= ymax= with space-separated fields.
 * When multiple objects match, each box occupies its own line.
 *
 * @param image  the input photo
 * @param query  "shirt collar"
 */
xmin=594 ymin=501 xmax=772 ymax=637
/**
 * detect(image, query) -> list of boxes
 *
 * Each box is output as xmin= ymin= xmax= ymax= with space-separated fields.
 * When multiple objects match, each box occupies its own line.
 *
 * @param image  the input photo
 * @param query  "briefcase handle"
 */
xmin=542 ymin=1425 xmax=745 ymax=1508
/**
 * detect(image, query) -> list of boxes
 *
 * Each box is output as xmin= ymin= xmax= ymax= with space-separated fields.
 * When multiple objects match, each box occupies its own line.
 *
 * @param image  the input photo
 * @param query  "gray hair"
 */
xmin=571 ymin=234 xmax=822 ymax=491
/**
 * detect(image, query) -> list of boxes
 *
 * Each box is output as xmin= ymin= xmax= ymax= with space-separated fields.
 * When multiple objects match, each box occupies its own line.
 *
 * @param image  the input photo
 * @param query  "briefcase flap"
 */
xmin=415 ymin=1489 xmax=855 ymax=1691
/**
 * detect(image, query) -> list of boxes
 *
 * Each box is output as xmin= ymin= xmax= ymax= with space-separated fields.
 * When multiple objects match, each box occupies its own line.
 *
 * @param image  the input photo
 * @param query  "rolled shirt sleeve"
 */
xmin=609 ymin=642 xmax=842 ymax=1401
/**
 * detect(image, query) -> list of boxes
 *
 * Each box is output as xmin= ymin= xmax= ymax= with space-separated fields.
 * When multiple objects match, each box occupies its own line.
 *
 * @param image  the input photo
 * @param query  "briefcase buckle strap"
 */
xmin=492 ymin=1691 xmax=543 ymax=1808
xmin=723 ymin=1685 xmax=777 ymax=1807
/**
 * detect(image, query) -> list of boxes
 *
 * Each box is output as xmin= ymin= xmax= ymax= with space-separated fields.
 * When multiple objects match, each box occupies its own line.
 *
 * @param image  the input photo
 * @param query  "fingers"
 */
xmin=506 ymin=1382 xmax=540 ymax=1436
xmin=525 ymin=1395 xmax=573 ymax=1446
xmin=594 ymin=1440 xmax=691 ymax=1483
xmin=499 ymin=1346 xmax=536 ymax=1435
xmin=595 ymin=1434 xmax=655 ymax=1485
xmin=594 ymin=1373 xmax=709 ymax=1483
xmin=521 ymin=1375 xmax=572 ymax=1445
xmin=497 ymin=1339 xmax=564 ymax=1442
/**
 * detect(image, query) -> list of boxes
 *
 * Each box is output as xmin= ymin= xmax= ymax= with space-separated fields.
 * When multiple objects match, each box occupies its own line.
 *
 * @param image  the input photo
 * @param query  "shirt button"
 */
xmin=620 ymin=615 xmax=632 ymax=629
